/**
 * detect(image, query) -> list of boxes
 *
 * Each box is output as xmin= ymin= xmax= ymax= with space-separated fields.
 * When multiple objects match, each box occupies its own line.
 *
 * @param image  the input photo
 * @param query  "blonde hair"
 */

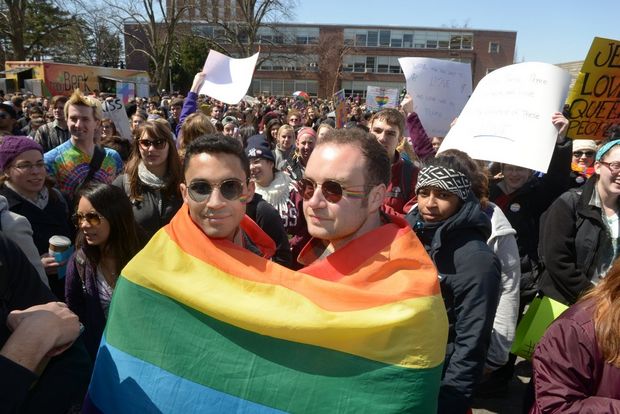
xmin=277 ymin=124 xmax=294 ymax=138
xmin=64 ymin=88 xmax=103 ymax=121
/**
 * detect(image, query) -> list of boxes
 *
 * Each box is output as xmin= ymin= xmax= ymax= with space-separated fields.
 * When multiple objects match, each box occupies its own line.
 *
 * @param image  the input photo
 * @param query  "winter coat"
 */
xmin=530 ymin=299 xmax=620 ymax=413
xmin=538 ymin=176 xmax=618 ymax=305
xmin=407 ymin=195 xmax=501 ymax=414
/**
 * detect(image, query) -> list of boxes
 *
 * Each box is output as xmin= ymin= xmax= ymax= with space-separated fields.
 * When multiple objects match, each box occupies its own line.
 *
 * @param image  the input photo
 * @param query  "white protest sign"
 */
xmin=102 ymin=98 xmax=132 ymax=141
xmin=399 ymin=57 xmax=472 ymax=137
xmin=199 ymin=50 xmax=260 ymax=105
xmin=365 ymin=86 xmax=399 ymax=110
xmin=437 ymin=62 xmax=571 ymax=172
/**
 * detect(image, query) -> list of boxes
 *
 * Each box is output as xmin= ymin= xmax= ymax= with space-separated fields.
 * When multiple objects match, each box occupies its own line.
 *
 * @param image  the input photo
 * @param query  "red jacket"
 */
xmin=382 ymin=153 xmax=419 ymax=217
xmin=530 ymin=299 xmax=620 ymax=413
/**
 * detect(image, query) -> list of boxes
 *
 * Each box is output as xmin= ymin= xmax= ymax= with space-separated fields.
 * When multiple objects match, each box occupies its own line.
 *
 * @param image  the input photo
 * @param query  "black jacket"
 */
xmin=407 ymin=196 xmax=501 ymax=414
xmin=538 ymin=176 xmax=616 ymax=305
xmin=246 ymin=193 xmax=292 ymax=268
xmin=0 ymin=232 xmax=91 ymax=413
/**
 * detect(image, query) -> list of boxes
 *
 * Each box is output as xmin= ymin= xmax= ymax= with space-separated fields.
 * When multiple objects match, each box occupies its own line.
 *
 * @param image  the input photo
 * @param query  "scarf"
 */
xmin=254 ymin=171 xmax=293 ymax=208
xmin=138 ymin=161 xmax=166 ymax=189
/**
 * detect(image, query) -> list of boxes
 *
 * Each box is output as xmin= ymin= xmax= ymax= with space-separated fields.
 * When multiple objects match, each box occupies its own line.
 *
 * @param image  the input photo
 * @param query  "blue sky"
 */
xmin=294 ymin=0 xmax=619 ymax=64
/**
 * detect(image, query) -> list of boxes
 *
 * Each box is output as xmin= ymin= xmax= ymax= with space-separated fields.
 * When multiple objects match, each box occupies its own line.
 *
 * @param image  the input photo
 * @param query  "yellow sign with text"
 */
xmin=566 ymin=37 xmax=620 ymax=140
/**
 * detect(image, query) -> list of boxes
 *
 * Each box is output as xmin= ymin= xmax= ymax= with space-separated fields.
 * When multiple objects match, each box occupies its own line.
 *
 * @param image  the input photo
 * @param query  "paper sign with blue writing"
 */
xmin=102 ymin=98 xmax=132 ymax=141
xmin=437 ymin=62 xmax=570 ymax=173
xmin=399 ymin=57 xmax=472 ymax=138
xmin=199 ymin=50 xmax=260 ymax=105
xmin=565 ymin=37 xmax=620 ymax=140
xmin=334 ymin=89 xmax=347 ymax=129
xmin=365 ymin=86 xmax=399 ymax=111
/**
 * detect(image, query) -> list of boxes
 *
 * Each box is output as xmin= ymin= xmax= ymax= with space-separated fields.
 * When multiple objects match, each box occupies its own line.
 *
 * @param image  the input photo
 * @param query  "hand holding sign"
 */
xmin=198 ymin=50 xmax=260 ymax=105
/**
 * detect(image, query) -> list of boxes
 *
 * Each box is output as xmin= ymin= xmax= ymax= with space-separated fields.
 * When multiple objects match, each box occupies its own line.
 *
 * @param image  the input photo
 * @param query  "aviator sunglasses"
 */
xmin=138 ymin=138 xmax=167 ymax=150
xmin=187 ymin=179 xmax=246 ymax=203
xmin=572 ymin=151 xmax=596 ymax=158
xmin=72 ymin=212 xmax=104 ymax=227
xmin=298 ymin=178 xmax=366 ymax=203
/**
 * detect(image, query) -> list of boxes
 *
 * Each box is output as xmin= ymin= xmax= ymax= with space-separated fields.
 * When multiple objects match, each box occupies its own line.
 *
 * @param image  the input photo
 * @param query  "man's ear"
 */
xmin=367 ymin=183 xmax=386 ymax=213
xmin=241 ymin=180 xmax=255 ymax=204
xmin=180 ymin=182 xmax=189 ymax=204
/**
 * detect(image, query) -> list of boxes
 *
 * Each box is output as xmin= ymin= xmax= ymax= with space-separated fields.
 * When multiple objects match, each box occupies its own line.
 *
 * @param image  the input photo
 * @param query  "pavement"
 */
xmin=472 ymin=359 xmax=532 ymax=414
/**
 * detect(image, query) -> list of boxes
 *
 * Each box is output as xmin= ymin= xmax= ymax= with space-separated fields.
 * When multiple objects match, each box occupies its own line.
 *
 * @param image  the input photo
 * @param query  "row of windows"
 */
xmin=342 ymin=55 xmax=472 ymax=75
xmin=249 ymin=79 xmax=318 ymax=97
xmin=343 ymin=29 xmax=473 ymax=50
xmin=256 ymin=27 xmax=320 ymax=45
xmin=340 ymin=80 xmax=405 ymax=98
xmin=257 ymin=54 xmax=319 ymax=72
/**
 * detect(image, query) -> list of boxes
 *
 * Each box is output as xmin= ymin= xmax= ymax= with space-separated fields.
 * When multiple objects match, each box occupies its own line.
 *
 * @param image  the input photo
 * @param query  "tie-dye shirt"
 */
xmin=44 ymin=140 xmax=123 ymax=198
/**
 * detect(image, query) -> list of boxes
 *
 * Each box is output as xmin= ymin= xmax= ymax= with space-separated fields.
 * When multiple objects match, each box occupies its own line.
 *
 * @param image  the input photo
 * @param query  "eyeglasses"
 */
xmin=299 ymin=178 xmax=367 ymax=203
xmin=187 ymin=179 xmax=245 ymax=203
xmin=573 ymin=151 xmax=596 ymax=158
xmin=599 ymin=161 xmax=620 ymax=174
xmin=12 ymin=161 xmax=46 ymax=172
xmin=138 ymin=138 xmax=167 ymax=150
xmin=72 ymin=212 xmax=104 ymax=227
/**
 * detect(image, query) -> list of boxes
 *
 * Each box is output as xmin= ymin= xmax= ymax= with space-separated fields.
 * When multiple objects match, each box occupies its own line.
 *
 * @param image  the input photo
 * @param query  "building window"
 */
xmin=356 ymin=34 xmax=367 ymax=47
xmin=489 ymin=42 xmax=500 ymax=54
xmin=379 ymin=30 xmax=390 ymax=47
xmin=367 ymin=31 xmax=378 ymax=47
xmin=403 ymin=34 xmax=413 ymax=48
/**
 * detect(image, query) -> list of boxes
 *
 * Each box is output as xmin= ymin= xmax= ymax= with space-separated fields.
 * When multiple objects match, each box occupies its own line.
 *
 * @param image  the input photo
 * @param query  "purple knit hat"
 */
xmin=0 ymin=136 xmax=44 ymax=171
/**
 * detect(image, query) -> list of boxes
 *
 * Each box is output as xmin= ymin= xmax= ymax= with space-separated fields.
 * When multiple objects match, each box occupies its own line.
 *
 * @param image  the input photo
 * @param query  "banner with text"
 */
xmin=438 ymin=62 xmax=570 ymax=173
xmin=365 ymin=86 xmax=399 ymax=111
xmin=565 ymin=37 xmax=620 ymax=140
xmin=399 ymin=57 xmax=472 ymax=137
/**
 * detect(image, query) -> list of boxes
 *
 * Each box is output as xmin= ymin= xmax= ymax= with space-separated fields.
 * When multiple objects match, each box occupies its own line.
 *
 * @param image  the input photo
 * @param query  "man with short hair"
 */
xmin=168 ymin=98 xmax=183 ymax=137
xmin=286 ymin=110 xmax=303 ymax=129
xmin=44 ymin=89 xmax=123 ymax=203
xmin=210 ymin=104 xmax=223 ymax=122
xmin=369 ymin=108 xmax=419 ymax=216
xmin=85 ymin=131 xmax=448 ymax=413
xmin=34 ymin=95 xmax=70 ymax=152
xmin=0 ymin=102 xmax=20 ymax=136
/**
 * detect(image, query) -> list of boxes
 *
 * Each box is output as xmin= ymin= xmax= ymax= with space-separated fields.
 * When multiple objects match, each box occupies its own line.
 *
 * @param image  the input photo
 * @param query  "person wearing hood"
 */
xmin=406 ymin=155 xmax=501 ymax=414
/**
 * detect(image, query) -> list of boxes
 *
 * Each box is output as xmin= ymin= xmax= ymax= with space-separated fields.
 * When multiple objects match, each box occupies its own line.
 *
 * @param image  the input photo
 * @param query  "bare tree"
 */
xmin=103 ymin=0 xmax=187 ymax=91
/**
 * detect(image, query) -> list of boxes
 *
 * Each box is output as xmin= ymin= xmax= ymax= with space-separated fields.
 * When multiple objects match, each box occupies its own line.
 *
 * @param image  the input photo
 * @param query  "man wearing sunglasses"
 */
xmin=179 ymin=134 xmax=275 ymax=256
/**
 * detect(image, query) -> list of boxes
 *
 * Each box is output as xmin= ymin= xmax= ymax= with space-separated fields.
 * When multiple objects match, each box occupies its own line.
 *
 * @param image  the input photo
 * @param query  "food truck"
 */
xmin=1 ymin=61 xmax=150 ymax=101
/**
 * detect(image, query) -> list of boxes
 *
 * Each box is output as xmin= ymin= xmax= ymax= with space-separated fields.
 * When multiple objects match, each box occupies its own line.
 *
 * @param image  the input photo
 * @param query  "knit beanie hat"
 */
xmin=0 ymin=136 xmax=44 ymax=171
xmin=415 ymin=165 xmax=471 ymax=201
xmin=572 ymin=139 xmax=597 ymax=153
xmin=246 ymin=138 xmax=275 ymax=163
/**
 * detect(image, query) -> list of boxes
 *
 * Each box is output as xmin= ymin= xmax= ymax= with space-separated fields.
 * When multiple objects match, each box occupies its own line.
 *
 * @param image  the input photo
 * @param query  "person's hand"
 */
xmin=400 ymin=94 xmax=414 ymax=115
xmin=6 ymin=302 xmax=81 ymax=359
xmin=41 ymin=253 xmax=61 ymax=275
xmin=552 ymin=111 xmax=569 ymax=141
xmin=191 ymin=72 xmax=207 ymax=93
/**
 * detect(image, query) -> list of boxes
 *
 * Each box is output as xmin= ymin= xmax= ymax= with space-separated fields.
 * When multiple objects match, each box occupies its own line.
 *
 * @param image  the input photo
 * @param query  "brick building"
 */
xmin=125 ymin=19 xmax=516 ymax=98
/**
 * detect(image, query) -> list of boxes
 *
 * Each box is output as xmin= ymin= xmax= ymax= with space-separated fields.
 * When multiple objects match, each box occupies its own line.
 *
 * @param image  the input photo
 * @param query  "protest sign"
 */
xmin=437 ymin=62 xmax=571 ymax=172
xmin=399 ymin=57 xmax=472 ymax=138
xmin=199 ymin=50 xmax=260 ymax=105
xmin=365 ymin=86 xmax=399 ymax=111
xmin=334 ymin=89 xmax=346 ymax=129
xmin=565 ymin=37 xmax=620 ymax=140
xmin=116 ymin=82 xmax=135 ymax=105
xmin=102 ymin=98 xmax=132 ymax=141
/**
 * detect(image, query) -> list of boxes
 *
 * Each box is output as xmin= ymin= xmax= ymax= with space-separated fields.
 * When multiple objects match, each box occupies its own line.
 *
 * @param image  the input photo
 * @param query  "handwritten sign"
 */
xmin=334 ymin=89 xmax=346 ymax=129
xmin=399 ymin=57 xmax=472 ymax=137
xmin=199 ymin=50 xmax=260 ymax=105
xmin=565 ymin=37 xmax=620 ymax=140
xmin=438 ymin=62 xmax=571 ymax=173
xmin=365 ymin=86 xmax=399 ymax=111
xmin=102 ymin=98 xmax=132 ymax=141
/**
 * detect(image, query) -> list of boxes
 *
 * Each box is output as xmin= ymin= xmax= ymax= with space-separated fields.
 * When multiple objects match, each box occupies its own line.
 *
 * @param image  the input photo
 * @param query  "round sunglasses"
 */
xmin=298 ymin=178 xmax=367 ymax=203
xmin=138 ymin=138 xmax=167 ymax=150
xmin=187 ymin=179 xmax=246 ymax=203
xmin=72 ymin=212 xmax=105 ymax=227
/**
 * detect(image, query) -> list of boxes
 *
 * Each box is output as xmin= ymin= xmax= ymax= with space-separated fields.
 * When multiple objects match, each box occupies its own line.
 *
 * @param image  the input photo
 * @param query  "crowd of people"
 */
xmin=0 ymin=70 xmax=619 ymax=414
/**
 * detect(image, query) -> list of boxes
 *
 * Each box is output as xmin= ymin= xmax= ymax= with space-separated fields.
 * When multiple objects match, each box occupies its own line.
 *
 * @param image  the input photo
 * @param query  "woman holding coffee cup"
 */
xmin=0 ymin=135 xmax=73 ymax=300
xmin=65 ymin=183 xmax=145 ymax=359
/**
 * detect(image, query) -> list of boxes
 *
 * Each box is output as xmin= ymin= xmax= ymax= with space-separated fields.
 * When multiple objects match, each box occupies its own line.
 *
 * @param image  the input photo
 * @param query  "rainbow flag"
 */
xmin=84 ymin=205 xmax=448 ymax=413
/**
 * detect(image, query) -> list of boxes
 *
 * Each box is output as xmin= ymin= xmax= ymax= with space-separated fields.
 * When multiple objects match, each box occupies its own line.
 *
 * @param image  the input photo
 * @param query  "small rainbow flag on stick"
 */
xmin=84 ymin=205 xmax=448 ymax=413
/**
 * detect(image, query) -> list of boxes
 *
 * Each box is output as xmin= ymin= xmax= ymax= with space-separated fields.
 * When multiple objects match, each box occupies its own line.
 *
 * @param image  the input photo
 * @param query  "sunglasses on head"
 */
xmin=72 ymin=212 xmax=104 ymax=227
xmin=573 ymin=150 xmax=596 ymax=158
xmin=187 ymin=179 xmax=246 ymax=203
xmin=298 ymin=178 xmax=367 ymax=203
xmin=138 ymin=138 xmax=167 ymax=150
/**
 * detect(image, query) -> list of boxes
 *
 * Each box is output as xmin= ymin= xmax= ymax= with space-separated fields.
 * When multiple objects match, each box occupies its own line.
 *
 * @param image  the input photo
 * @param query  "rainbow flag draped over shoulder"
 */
xmin=84 ymin=205 xmax=448 ymax=413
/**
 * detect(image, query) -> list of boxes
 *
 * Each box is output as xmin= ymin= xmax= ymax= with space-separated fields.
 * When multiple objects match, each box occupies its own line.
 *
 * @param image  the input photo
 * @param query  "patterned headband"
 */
xmin=415 ymin=165 xmax=471 ymax=201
